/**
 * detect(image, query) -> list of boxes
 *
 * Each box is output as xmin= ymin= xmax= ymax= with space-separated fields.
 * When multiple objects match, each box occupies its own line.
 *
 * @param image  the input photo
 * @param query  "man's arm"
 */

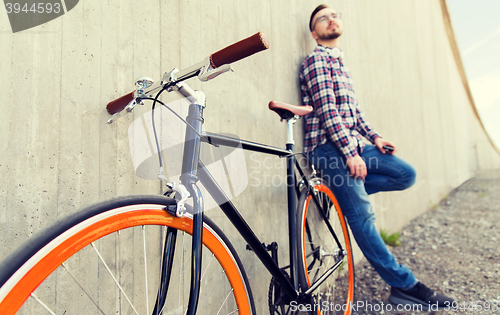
xmin=355 ymin=105 xmax=380 ymax=144
xmin=355 ymin=106 xmax=398 ymax=155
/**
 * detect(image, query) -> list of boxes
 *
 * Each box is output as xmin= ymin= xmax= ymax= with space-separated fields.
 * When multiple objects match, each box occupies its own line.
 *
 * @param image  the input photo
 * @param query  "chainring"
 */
xmin=268 ymin=271 xmax=318 ymax=314
xmin=268 ymin=270 xmax=293 ymax=314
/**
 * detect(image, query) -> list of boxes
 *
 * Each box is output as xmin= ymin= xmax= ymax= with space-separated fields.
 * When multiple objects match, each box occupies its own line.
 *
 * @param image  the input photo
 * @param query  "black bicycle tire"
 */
xmin=295 ymin=179 xmax=355 ymax=315
xmin=0 ymin=195 xmax=256 ymax=315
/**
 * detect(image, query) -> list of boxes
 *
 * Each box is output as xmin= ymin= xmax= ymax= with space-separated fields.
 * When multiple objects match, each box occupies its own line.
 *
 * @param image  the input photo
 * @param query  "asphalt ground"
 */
xmin=353 ymin=170 xmax=500 ymax=315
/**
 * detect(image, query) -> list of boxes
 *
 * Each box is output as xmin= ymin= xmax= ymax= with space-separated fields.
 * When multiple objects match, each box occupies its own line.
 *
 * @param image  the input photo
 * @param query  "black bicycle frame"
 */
xmin=157 ymin=102 xmax=345 ymax=314
xmin=199 ymin=132 xmax=299 ymax=299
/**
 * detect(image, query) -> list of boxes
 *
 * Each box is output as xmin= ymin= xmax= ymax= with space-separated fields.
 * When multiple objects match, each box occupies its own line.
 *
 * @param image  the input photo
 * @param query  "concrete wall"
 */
xmin=1 ymin=0 xmax=499 ymax=313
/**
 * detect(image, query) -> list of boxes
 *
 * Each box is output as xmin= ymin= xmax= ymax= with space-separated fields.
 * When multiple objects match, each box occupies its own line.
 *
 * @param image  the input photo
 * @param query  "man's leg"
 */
xmin=308 ymin=141 xmax=417 ymax=289
xmin=360 ymin=145 xmax=416 ymax=195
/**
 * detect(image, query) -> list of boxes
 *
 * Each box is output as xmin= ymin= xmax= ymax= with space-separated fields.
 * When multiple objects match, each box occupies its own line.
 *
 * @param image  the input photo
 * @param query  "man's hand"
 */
xmin=346 ymin=155 xmax=367 ymax=180
xmin=374 ymin=137 xmax=397 ymax=155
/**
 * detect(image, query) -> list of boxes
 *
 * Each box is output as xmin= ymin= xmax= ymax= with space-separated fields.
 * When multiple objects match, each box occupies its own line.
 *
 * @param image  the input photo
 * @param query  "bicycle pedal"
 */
xmin=246 ymin=242 xmax=277 ymax=252
xmin=266 ymin=242 xmax=278 ymax=251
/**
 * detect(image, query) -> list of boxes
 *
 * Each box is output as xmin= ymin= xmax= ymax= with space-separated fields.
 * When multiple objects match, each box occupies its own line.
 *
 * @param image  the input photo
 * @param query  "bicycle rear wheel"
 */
xmin=296 ymin=179 xmax=355 ymax=315
xmin=0 ymin=195 xmax=255 ymax=315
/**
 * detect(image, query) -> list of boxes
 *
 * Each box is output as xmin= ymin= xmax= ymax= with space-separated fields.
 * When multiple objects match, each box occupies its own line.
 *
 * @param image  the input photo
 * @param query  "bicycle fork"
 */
xmin=154 ymin=89 xmax=206 ymax=315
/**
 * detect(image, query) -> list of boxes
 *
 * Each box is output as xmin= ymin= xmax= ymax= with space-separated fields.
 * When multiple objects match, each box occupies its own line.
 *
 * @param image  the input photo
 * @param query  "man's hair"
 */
xmin=309 ymin=4 xmax=329 ymax=31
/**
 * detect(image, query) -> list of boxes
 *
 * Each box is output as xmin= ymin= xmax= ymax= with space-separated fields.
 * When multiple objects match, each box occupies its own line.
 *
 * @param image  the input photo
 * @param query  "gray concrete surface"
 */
xmin=1 ymin=0 xmax=499 ymax=314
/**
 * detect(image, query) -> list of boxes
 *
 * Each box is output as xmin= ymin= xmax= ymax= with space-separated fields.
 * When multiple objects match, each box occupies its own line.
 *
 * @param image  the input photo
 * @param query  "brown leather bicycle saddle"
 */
xmin=268 ymin=101 xmax=313 ymax=120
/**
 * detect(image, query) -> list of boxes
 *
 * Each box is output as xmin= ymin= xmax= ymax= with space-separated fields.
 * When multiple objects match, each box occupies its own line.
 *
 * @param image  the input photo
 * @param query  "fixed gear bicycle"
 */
xmin=0 ymin=32 xmax=354 ymax=315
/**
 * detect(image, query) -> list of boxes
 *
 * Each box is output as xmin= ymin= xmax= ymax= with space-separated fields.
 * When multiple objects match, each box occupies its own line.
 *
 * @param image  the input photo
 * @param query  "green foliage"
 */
xmin=380 ymin=229 xmax=401 ymax=247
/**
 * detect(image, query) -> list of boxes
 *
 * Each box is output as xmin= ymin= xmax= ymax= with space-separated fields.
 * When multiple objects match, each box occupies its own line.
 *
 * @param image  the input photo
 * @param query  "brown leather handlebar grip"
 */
xmin=210 ymin=32 xmax=270 ymax=68
xmin=106 ymin=91 xmax=135 ymax=115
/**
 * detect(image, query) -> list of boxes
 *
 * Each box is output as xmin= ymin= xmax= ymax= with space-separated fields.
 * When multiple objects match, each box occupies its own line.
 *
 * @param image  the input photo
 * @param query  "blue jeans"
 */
xmin=308 ymin=141 xmax=418 ymax=290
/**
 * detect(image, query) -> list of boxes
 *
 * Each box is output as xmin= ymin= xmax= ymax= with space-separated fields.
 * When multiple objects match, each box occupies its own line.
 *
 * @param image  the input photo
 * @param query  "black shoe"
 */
xmin=389 ymin=282 xmax=454 ymax=311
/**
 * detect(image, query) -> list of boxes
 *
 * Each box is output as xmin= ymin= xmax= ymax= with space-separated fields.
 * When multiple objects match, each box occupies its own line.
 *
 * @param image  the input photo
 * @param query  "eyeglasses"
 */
xmin=312 ymin=12 xmax=342 ymax=30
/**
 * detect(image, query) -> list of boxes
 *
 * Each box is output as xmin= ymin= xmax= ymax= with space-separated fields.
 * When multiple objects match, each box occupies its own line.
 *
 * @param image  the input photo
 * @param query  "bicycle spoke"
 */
xmin=162 ymin=243 xmax=238 ymax=315
xmin=198 ymin=268 xmax=225 ymax=310
xmin=142 ymin=225 xmax=150 ymax=315
xmin=304 ymin=240 xmax=321 ymax=246
xmin=1 ymin=201 xmax=253 ymax=315
xmin=297 ymin=181 xmax=355 ymax=314
xmin=162 ymin=256 xmax=192 ymax=303
xmin=200 ymin=253 xmax=215 ymax=282
xmin=90 ymin=242 xmax=139 ymax=315
xmin=216 ymin=288 xmax=235 ymax=315
xmin=30 ymin=293 xmax=57 ymax=315
xmin=179 ymin=232 xmax=185 ymax=313
xmin=155 ymin=226 xmax=167 ymax=315
xmin=307 ymin=258 xmax=317 ymax=271
xmin=160 ymin=233 xmax=193 ymax=315
xmin=61 ymin=262 xmax=107 ymax=315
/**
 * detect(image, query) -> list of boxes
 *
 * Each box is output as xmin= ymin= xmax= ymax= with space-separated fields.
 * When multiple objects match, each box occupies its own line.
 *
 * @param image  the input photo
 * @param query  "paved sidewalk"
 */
xmin=353 ymin=170 xmax=500 ymax=314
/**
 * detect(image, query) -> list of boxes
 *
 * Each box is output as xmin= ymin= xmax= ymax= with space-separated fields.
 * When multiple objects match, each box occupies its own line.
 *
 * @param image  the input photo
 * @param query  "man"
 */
xmin=299 ymin=4 xmax=454 ymax=310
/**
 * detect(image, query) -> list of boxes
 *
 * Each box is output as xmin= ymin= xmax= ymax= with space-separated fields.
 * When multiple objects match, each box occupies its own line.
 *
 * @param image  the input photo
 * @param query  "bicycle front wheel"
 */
xmin=0 ymin=195 xmax=255 ymax=315
xmin=296 ymin=179 xmax=355 ymax=315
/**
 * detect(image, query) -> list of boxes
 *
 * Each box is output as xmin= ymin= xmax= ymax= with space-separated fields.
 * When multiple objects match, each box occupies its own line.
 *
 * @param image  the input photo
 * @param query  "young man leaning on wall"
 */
xmin=299 ymin=4 xmax=454 ymax=311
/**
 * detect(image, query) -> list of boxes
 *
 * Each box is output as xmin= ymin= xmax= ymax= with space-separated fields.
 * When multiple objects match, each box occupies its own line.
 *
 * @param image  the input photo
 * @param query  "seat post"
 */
xmin=286 ymin=116 xmax=298 ymax=146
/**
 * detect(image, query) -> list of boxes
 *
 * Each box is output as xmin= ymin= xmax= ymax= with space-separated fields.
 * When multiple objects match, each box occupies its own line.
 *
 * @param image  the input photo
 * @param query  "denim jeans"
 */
xmin=308 ymin=141 xmax=418 ymax=290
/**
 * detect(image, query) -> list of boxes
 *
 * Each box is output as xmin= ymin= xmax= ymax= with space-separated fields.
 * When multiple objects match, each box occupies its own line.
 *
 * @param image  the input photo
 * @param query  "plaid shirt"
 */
xmin=300 ymin=45 xmax=380 ymax=159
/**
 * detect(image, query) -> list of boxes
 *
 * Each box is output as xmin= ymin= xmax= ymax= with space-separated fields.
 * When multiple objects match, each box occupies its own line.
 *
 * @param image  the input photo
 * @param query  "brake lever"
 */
xmin=198 ymin=64 xmax=234 ymax=82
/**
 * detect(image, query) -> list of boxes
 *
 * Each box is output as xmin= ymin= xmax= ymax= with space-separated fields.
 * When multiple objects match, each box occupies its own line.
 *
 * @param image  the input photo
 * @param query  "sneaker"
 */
xmin=389 ymin=282 xmax=454 ymax=311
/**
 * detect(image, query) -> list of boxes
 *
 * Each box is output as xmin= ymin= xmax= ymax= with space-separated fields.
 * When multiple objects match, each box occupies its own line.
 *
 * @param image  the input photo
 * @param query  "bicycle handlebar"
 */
xmin=106 ymin=32 xmax=270 ymax=116
xmin=209 ymin=32 xmax=269 ymax=68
